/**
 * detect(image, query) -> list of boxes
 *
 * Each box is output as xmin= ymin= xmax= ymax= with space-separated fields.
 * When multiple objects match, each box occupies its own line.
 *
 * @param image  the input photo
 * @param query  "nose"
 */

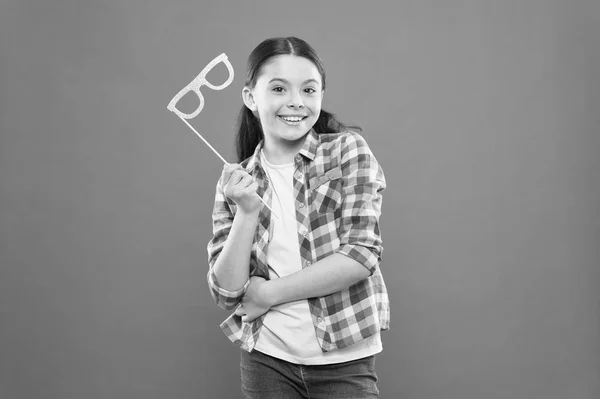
xmin=288 ymin=91 xmax=304 ymax=109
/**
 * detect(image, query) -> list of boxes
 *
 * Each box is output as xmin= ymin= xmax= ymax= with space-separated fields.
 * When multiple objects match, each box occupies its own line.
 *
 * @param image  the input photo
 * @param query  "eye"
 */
xmin=272 ymin=86 xmax=285 ymax=93
xmin=304 ymin=87 xmax=317 ymax=94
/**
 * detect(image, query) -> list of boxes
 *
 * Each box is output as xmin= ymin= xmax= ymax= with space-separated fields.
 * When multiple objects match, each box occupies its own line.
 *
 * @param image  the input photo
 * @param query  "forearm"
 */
xmin=268 ymin=253 xmax=371 ymax=305
xmin=212 ymin=210 xmax=260 ymax=291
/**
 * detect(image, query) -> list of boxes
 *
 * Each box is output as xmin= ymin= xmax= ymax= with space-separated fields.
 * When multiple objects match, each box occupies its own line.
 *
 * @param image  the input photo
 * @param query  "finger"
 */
xmin=246 ymin=181 xmax=259 ymax=193
xmin=241 ymin=184 xmax=259 ymax=198
xmin=221 ymin=163 xmax=243 ymax=186
xmin=223 ymin=163 xmax=242 ymax=173
xmin=237 ymin=174 xmax=255 ymax=189
xmin=229 ymin=170 xmax=249 ymax=187
xmin=234 ymin=306 xmax=245 ymax=316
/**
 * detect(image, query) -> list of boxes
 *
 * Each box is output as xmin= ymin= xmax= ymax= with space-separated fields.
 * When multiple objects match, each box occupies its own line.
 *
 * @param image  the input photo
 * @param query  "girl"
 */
xmin=207 ymin=37 xmax=389 ymax=398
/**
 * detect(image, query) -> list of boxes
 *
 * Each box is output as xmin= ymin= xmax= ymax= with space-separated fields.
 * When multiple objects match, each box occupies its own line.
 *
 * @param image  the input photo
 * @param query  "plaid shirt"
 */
xmin=207 ymin=129 xmax=389 ymax=352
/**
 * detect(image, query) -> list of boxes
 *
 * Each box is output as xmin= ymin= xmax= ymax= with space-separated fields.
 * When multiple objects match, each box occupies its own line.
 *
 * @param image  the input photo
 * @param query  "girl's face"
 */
xmin=243 ymin=55 xmax=324 ymax=156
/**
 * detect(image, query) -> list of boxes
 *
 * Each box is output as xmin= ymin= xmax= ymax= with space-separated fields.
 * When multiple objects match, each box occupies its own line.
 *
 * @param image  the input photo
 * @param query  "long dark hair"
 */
xmin=235 ymin=36 xmax=361 ymax=162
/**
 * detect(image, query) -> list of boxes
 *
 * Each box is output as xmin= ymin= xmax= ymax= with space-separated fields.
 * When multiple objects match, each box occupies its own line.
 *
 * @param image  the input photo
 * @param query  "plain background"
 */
xmin=1 ymin=1 xmax=598 ymax=398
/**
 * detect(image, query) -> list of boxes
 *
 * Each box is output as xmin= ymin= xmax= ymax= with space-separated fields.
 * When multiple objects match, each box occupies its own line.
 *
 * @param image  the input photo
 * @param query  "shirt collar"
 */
xmin=298 ymin=128 xmax=319 ymax=161
xmin=244 ymin=139 xmax=264 ymax=173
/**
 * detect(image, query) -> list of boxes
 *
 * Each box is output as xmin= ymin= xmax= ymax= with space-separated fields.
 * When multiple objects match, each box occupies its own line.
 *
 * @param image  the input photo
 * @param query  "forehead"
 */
xmin=258 ymin=55 xmax=322 ymax=84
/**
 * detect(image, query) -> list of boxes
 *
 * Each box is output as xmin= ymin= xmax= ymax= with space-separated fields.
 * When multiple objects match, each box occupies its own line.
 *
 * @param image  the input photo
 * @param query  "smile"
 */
xmin=278 ymin=115 xmax=307 ymax=124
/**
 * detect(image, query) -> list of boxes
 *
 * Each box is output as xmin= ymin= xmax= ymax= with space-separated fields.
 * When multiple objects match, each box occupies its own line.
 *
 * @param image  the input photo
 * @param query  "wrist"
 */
xmin=265 ymin=279 xmax=283 ymax=307
xmin=237 ymin=208 xmax=261 ymax=222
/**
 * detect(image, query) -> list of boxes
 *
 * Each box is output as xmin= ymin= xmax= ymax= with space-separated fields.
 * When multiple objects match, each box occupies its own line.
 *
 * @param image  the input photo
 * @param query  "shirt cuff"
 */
xmin=336 ymin=244 xmax=381 ymax=275
xmin=207 ymin=270 xmax=250 ymax=308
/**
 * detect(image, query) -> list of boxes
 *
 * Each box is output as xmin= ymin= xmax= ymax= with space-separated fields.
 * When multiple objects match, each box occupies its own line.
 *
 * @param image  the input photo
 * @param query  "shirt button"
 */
xmin=295 ymin=171 xmax=303 ymax=180
xmin=298 ymin=202 xmax=304 ymax=208
xmin=299 ymin=228 xmax=307 ymax=236
xmin=317 ymin=317 xmax=323 ymax=323
xmin=305 ymin=261 xmax=312 ymax=267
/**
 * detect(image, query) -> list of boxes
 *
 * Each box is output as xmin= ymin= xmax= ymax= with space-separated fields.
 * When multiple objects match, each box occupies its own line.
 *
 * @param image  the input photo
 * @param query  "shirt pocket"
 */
xmin=310 ymin=167 xmax=343 ymax=215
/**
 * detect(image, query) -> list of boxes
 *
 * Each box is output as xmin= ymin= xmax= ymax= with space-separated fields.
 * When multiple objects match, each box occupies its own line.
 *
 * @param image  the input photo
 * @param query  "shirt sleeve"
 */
xmin=335 ymin=132 xmax=386 ymax=274
xmin=206 ymin=179 xmax=248 ymax=310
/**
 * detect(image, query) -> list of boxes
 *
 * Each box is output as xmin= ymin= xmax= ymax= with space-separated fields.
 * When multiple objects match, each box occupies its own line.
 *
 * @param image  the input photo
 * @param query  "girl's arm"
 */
xmin=211 ymin=209 xmax=260 ymax=291
xmin=207 ymin=164 xmax=261 ymax=310
xmin=238 ymin=254 xmax=369 ymax=322
xmin=239 ymin=253 xmax=370 ymax=322
xmin=266 ymin=253 xmax=369 ymax=304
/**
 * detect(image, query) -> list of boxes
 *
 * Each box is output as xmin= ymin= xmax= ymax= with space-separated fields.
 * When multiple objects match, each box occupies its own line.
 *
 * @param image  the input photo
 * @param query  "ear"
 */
xmin=242 ymin=87 xmax=258 ymax=112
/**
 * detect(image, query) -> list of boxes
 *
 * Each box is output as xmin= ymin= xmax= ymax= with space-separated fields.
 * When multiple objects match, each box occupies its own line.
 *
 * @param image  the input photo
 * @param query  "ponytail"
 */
xmin=235 ymin=106 xmax=264 ymax=163
xmin=314 ymin=109 xmax=362 ymax=136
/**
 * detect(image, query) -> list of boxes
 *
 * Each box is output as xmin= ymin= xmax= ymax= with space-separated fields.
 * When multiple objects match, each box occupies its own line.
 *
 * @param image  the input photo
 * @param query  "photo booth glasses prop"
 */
xmin=167 ymin=53 xmax=278 ymax=218
xmin=167 ymin=53 xmax=234 ymax=120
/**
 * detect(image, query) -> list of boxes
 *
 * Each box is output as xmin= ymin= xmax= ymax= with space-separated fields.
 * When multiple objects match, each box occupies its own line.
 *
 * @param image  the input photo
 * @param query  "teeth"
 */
xmin=280 ymin=116 xmax=304 ymax=122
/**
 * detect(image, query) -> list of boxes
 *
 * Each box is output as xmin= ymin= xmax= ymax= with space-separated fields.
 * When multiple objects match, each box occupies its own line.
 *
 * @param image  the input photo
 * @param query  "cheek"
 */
xmin=256 ymin=103 xmax=277 ymax=118
xmin=264 ymin=100 xmax=285 ymax=115
xmin=308 ymin=96 xmax=322 ymax=110
xmin=310 ymin=105 xmax=322 ymax=118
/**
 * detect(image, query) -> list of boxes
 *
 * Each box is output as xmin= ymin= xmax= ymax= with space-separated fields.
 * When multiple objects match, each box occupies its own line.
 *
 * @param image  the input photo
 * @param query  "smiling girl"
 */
xmin=207 ymin=37 xmax=389 ymax=398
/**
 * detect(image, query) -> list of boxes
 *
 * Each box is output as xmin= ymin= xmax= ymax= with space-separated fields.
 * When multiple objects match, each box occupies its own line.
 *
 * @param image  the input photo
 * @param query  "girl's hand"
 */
xmin=234 ymin=276 xmax=274 ymax=323
xmin=221 ymin=163 xmax=261 ymax=215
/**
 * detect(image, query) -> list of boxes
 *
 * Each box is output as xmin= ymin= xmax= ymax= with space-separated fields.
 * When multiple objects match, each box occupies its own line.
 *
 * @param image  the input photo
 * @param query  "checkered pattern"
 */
xmin=207 ymin=129 xmax=389 ymax=352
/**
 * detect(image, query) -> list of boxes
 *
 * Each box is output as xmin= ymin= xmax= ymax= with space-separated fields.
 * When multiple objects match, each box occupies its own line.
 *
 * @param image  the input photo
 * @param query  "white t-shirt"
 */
xmin=254 ymin=150 xmax=382 ymax=365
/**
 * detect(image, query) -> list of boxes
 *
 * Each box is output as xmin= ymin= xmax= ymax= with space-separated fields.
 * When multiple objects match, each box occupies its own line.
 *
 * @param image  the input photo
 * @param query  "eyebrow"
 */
xmin=268 ymin=78 xmax=321 ymax=85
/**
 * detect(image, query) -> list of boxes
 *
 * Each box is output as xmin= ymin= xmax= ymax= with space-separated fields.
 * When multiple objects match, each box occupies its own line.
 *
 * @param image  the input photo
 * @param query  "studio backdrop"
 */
xmin=1 ymin=1 xmax=598 ymax=398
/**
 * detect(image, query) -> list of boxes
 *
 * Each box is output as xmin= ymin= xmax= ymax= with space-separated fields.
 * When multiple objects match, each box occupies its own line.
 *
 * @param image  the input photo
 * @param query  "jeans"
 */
xmin=240 ymin=349 xmax=379 ymax=398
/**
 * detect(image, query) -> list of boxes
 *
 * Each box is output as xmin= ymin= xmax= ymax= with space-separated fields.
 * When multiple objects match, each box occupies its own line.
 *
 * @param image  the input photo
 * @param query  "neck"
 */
xmin=262 ymin=136 xmax=306 ymax=165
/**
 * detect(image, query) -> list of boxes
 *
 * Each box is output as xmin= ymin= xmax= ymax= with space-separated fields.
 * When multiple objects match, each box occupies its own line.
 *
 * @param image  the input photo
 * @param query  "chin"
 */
xmin=282 ymin=132 xmax=308 ymax=142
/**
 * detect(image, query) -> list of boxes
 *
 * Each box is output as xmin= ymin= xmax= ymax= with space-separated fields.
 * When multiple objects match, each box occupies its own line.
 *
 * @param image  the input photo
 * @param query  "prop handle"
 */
xmin=173 ymin=113 xmax=279 ymax=219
